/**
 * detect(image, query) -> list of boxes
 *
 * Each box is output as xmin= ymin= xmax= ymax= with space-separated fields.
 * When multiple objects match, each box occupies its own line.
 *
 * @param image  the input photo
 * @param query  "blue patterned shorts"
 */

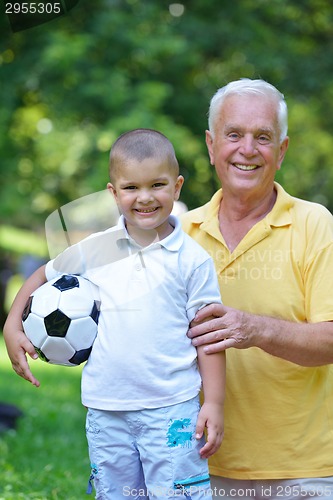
xmin=86 ymin=396 xmax=211 ymax=499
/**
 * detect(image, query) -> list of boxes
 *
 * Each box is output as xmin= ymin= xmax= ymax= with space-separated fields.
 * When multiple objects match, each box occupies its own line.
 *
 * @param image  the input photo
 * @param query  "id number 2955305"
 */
xmin=5 ymin=3 xmax=62 ymax=14
xmin=276 ymin=484 xmax=333 ymax=497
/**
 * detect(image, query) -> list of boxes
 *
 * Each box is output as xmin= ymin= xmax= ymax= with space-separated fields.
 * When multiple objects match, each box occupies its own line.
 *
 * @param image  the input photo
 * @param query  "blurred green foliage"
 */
xmin=1 ymin=0 xmax=333 ymax=232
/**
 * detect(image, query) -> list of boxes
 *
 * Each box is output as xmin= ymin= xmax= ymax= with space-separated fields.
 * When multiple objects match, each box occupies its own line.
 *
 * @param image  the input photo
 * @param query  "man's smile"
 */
xmin=234 ymin=163 xmax=258 ymax=171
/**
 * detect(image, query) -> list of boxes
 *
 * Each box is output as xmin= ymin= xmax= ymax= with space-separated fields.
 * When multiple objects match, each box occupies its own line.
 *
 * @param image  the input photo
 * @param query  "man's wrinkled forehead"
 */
xmin=216 ymin=94 xmax=280 ymax=135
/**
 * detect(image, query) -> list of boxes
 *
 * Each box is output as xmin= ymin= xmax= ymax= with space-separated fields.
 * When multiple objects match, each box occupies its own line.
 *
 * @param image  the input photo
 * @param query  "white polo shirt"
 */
xmin=46 ymin=215 xmax=222 ymax=410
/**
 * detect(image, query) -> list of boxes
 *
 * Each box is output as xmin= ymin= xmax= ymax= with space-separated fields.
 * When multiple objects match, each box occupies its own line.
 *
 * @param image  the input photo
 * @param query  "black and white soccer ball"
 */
xmin=22 ymin=274 xmax=100 ymax=366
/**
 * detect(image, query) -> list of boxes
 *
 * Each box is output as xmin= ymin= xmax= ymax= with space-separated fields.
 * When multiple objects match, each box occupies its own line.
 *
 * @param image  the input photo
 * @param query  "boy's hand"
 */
xmin=5 ymin=329 xmax=40 ymax=387
xmin=195 ymin=402 xmax=224 ymax=459
xmin=3 ymin=263 xmax=46 ymax=388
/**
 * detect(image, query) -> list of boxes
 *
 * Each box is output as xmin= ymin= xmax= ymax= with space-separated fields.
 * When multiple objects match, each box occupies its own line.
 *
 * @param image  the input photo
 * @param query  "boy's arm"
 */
xmin=3 ymin=264 xmax=47 ymax=387
xmin=196 ymin=343 xmax=226 ymax=459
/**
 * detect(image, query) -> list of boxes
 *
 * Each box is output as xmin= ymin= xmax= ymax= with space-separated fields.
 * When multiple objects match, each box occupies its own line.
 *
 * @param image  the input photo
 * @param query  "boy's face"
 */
xmin=107 ymin=157 xmax=184 ymax=239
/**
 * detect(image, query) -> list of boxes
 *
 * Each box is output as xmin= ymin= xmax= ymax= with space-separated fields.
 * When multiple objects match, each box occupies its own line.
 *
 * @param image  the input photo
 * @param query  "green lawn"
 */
xmin=0 ymin=336 xmax=90 ymax=500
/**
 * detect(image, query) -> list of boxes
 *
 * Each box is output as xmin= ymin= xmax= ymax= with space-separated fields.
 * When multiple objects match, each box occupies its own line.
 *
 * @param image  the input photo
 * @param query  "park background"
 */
xmin=1 ymin=0 xmax=333 ymax=498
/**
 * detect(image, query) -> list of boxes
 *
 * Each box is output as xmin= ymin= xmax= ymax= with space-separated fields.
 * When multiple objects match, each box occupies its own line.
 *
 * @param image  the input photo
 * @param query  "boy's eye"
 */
xmin=123 ymin=185 xmax=137 ymax=190
xmin=153 ymin=182 xmax=166 ymax=188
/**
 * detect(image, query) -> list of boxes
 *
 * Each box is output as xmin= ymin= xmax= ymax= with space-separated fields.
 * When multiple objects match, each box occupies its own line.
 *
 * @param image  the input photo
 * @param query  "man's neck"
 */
xmin=220 ymin=187 xmax=277 ymax=223
xmin=218 ymin=187 xmax=277 ymax=252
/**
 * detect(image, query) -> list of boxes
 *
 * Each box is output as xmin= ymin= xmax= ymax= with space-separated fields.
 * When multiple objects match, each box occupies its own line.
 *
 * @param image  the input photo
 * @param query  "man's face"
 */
xmin=206 ymin=94 xmax=289 ymax=199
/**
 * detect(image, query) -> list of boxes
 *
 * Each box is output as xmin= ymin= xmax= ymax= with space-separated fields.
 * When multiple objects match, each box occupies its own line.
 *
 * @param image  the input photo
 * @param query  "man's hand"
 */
xmin=188 ymin=303 xmax=256 ymax=354
xmin=189 ymin=303 xmax=333 ymax=367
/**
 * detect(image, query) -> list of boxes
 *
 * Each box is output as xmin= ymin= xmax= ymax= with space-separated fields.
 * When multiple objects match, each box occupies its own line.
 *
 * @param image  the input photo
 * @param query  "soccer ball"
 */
xmin=22 ymin=274 xmax=100 ymax=366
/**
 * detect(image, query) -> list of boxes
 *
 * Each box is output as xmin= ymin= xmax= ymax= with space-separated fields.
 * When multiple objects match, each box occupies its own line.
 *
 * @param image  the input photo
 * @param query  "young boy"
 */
xmin=4 ymin=129 xmax=225 ymax=499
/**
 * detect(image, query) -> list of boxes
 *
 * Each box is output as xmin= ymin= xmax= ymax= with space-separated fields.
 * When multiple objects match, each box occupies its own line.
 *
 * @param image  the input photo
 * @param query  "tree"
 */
xmin=1 ymin=0 xmax=333 ymax=235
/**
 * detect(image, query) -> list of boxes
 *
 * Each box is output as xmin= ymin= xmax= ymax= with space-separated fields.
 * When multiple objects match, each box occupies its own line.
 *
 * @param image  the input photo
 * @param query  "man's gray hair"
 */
xmin=208 ymin=78 xmax=288 ymax=143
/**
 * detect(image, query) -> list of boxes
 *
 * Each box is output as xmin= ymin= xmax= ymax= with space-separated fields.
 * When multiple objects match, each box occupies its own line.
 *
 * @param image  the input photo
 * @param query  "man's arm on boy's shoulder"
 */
xmin=3 ymin=264 xmax=47 ymax=387
xmin=195 ymin=342 xmax=225 ymax=459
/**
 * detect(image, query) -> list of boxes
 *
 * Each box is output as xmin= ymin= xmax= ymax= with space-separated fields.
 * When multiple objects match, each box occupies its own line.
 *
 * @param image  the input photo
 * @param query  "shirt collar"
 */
xmin=115 ymin=214 xmax=183 ymax=252
xmin=196 ymin=182 xmax=293 ymax=230
xmin=266 ymin=182 xmax=294 ymax=227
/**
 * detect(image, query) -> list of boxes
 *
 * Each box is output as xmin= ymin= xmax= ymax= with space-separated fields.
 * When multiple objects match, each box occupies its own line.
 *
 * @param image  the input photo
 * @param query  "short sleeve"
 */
xmin=186 ymin=258 xmax=222 ymax=322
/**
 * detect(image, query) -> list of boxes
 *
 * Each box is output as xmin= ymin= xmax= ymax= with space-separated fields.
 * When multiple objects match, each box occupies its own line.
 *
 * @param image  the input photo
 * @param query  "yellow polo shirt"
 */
xmin=182 ymin=183 xmax=333 ymax=479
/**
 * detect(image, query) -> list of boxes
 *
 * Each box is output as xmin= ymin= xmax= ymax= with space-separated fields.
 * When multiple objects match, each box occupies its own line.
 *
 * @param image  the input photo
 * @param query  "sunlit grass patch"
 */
xmin=0 ymin=337 xmax=89 ymax=500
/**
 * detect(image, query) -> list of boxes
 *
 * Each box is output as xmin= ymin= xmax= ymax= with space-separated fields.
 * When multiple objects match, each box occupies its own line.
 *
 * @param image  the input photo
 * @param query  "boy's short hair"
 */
xmin=109 ymin=129 xmax=179 ymax=181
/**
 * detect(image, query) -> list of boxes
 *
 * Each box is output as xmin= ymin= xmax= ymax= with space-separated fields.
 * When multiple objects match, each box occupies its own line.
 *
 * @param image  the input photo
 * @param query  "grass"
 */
xmin=0 ymin=336 xmax=90 ymax=500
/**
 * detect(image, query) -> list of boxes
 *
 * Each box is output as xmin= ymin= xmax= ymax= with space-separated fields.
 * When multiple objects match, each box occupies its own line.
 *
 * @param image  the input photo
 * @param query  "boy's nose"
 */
xmin=137 ymin=189 xmax=154 ymax=203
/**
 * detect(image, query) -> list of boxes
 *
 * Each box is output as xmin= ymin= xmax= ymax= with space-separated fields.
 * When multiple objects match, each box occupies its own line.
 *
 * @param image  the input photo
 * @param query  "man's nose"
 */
xmin=239 ymin=135 xmax=257 ymax=156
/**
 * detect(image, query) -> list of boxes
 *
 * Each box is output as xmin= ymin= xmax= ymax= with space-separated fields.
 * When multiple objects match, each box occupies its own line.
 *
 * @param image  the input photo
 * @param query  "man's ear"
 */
xmin=276 ymin=136 xmax=289 ymax=171
xmin=205 ymin=130 xmax=215 ymax=166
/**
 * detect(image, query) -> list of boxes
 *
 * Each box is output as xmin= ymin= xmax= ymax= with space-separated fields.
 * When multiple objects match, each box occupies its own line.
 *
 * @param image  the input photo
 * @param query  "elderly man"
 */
xmin=182 ymin=79 xmax=333 ymax=500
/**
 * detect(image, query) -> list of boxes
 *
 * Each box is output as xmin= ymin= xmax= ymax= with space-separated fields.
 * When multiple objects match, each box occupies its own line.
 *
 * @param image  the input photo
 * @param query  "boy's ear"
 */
xmin=107 ymin=182 xmax=117 ymax=200
xmin=174 ymin=175 xmax=185 ymax=201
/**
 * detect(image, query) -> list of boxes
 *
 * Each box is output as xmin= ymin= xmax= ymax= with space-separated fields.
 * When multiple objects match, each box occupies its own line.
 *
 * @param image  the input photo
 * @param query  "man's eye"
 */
xmin=227 ymin=133 xmax=240 ymax=141
xmin=258 ymin=136 xmax=270 ymax=144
